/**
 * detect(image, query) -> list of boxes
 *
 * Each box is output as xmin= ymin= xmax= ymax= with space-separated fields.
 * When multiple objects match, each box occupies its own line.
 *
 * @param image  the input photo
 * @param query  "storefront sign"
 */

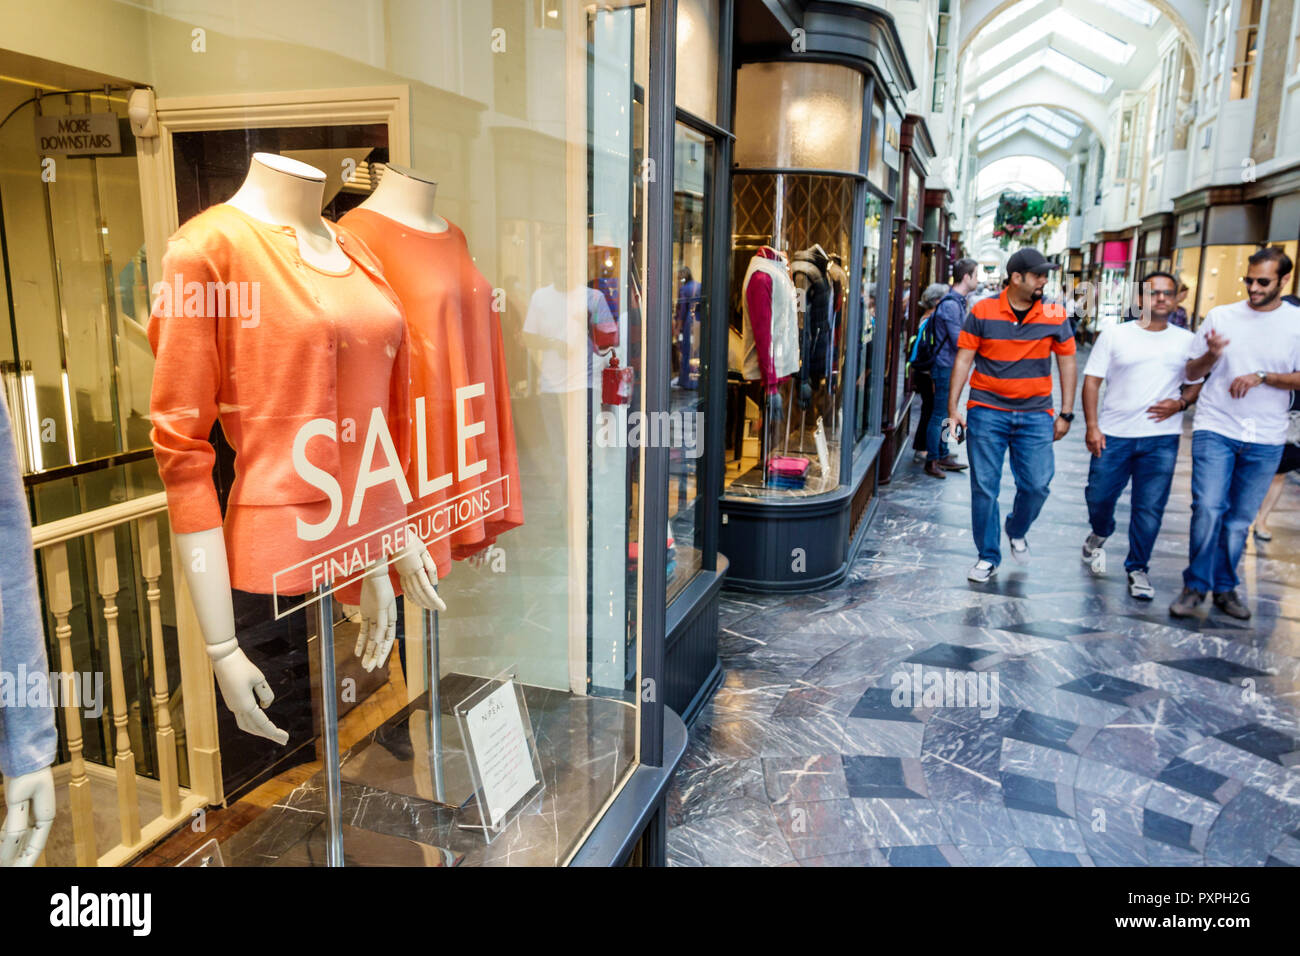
xmin=35 ymin=112 xmax=121 ymax=155
xmin=1178 ymin=215 xmax=1200 ymax=238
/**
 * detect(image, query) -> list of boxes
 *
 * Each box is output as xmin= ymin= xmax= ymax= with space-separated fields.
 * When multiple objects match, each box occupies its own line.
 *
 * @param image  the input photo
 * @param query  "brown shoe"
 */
xmin=937 ymin=456 xmax=968 ymax=471
xmin=924 ymin=460 xmax=946 ymax=479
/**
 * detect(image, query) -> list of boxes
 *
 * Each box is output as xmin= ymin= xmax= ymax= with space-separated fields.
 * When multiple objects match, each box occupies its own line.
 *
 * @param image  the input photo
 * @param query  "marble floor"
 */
xmin=668 ymin=387 xmax=1300 ymax=867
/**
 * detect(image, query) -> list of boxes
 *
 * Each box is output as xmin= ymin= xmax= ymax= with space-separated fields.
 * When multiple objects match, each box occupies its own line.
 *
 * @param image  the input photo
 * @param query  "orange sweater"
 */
xmin=339 ymin=209 xmax=524 ymax=578
xmin=148 ymin=204 xmax=412 ymax=601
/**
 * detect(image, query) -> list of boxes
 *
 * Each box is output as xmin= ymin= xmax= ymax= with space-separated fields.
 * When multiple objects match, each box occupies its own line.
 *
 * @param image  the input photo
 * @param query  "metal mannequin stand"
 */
xmin=424 ymin=605 xmax=445 ymax=805
xmin=315 ymin=584 xmax=344 ymax=867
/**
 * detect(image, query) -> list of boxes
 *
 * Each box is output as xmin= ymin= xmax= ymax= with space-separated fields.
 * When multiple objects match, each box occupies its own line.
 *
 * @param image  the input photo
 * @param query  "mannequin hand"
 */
xmin=356 ymin=565 xmax=398 ymax=673
xmin=1 ymin=767 xmax=54 ymax=866
xmin=393 ymin=538 xmax=446 ymax=613
xmin=208 ymin=641 xmax=289 ymax=745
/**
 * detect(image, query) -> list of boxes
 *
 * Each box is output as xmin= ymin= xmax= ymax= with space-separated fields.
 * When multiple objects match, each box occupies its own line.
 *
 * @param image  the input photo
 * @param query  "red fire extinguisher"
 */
xmin=602 ymin=354 xmax=634 ymax=406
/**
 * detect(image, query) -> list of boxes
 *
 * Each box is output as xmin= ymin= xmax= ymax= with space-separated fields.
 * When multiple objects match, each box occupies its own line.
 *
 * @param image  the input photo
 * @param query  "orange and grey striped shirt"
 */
xmin=956 ymin=290 xmax=1076 ymax=414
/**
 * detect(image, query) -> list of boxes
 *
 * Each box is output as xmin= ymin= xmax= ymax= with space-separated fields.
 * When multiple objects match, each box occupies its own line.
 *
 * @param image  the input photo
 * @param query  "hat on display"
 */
xmin=1005 ymin=248 xmax=1059 ymax=277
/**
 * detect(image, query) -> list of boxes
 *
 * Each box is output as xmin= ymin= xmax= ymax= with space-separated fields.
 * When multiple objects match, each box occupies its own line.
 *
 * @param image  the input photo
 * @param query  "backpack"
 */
xmin=908 ymin=317 xmax=938 ymax=373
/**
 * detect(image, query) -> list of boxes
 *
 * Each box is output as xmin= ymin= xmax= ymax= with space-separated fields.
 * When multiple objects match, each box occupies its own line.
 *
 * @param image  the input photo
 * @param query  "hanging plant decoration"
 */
xmin=993 ymin=191 xmax=1070 ymax=249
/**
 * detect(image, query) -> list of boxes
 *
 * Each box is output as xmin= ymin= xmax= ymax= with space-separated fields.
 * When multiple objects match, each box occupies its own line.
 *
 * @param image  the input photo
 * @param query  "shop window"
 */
xmin=675 ymin=0 xmax=719 ymax=125
xmin=868 ymin=97 xmax=886 ymax=187
xmin=668 ymin=122 xmax=712 ymax=602
xmin=0 ymin=0 xmax=656 ymax=868
xmin=734 ymin=61 xmax=864 ymax=172
xmin=727 ymin=173 xmax=853 ymax=498
xmin=856 ymin=195 xmax=886 ymax=445
xmin=1198 ymin=244 xmax=1258 ymax=314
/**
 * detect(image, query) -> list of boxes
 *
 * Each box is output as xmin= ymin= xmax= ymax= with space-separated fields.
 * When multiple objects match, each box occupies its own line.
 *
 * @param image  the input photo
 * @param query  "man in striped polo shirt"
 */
xmin=945 ymin=248 xmax=1078 ymax=582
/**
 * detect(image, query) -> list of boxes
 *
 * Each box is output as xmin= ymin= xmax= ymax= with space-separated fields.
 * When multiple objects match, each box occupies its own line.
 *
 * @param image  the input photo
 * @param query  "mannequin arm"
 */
xmin=745 ymin=271 xmax=779 ymax=393
xmin=176 ymin=528 xmax=288 ymax=745
xmin=0 ymin=767 xmax=54 ymax=867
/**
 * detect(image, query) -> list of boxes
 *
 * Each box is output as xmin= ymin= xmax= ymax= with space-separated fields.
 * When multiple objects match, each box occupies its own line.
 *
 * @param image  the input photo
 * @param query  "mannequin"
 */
xmin=741 ymin=245 xmax=800 ymax=473
xmin=353 ymin=162 xmax=448 ymax=234
xmin=342 ymin=165 xmax=524 ymax=577
xmin=153 ymin=154 xmax=443 ymax=744
xmin=0 ymin=393 xmax=57 ymax=866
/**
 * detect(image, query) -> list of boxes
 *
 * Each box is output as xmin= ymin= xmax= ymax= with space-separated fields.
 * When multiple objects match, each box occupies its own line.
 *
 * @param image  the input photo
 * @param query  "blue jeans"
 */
xmin=1184 ymin=430 xmax=1284 ymax=593
xmin=966 ymin=405 xmax=1056 ymax=565
xmin=1084 ymin=433 xmax=1180 ymax=573
xmin=926 ymin=365 xmax=952 ymax=461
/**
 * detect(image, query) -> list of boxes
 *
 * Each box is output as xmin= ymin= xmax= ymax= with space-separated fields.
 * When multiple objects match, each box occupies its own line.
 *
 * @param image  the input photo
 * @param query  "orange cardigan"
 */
xmin=148 ymin=204 xmax=412 ymax=599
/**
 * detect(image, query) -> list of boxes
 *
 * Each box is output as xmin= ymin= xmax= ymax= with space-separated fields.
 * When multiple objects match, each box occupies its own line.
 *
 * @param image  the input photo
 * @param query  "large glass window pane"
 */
xmin=727 ymin=172 xmax=852 ymax=498
xmin=734 ymin=62 xmax=864 ymax=172
xmin=1198 ymin=244 xmax=1257 ymax=315
xmin=856 ymin=195 xmax=884 ymax=444
xmin=668 ymin=122 xmax=712 ymax=601
xmin=675 ymin=0 xmax=719 ymax=124
xmin=1 ymin=0 xmax=653 ymax=869
xmin=1173 ymin=246 xmax=1202 ymax=326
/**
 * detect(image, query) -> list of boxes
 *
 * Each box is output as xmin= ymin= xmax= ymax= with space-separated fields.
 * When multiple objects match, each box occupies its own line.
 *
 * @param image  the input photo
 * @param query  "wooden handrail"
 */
xmin=32 ymin=492 xmax=168 ymax=550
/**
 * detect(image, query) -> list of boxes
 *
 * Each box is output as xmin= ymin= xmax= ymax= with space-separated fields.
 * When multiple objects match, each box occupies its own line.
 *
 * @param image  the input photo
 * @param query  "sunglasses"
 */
xmin=1242 ymin=276 xmax=1277 ymax=287
xmin=1145 ymin=289 xmax=1177 ymax=298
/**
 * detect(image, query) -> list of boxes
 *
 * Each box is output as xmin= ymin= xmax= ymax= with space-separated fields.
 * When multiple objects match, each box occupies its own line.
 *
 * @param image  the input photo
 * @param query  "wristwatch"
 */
xmin=1255 ymin=370 xmax=1268 ymax=384
xmin=1058 ymin=411 xmax=1075 ymax=423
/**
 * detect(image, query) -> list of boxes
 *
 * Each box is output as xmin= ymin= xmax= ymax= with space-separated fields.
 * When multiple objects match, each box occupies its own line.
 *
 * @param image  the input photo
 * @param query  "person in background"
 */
xmin=1251 ymin=390 xmax=1300 ymax=541
xmin=1170 ymin=280 xmax=1191 ymax=329
xmin=946 ymin=248 xmax=1078 ymax=582
xmin=926 ymin=258 xmax=979 ymax=475
xmin=1081 ymin=272 xmax=1203 ymax=600
xmin=1171 ymin=246 xmax=1300 ymax=620
xmin=910 ymin=283 xmax=949 ymax=476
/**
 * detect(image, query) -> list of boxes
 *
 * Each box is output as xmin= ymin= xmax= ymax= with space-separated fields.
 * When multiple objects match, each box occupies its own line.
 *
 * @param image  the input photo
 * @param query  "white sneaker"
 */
xmin=1081 ymin=533 xmax=1107 ymax=562
xmin=1007 ymin=534 xmax=1030 ymax=564
xmin=1127 ymin=570 xmax=1155 ymax=600
xmin=968 ymin=560 xmax=997 ymax=583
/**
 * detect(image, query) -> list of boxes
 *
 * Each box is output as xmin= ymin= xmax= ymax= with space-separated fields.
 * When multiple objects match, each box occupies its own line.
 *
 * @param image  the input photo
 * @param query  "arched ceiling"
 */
xmin=961 ymin=0 xmax=1197 ymax=163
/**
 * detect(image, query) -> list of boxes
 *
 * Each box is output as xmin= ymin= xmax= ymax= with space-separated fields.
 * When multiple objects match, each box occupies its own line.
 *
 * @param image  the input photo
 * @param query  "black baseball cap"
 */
xmin=1006 ymin=248 xmax=1059 ymax=277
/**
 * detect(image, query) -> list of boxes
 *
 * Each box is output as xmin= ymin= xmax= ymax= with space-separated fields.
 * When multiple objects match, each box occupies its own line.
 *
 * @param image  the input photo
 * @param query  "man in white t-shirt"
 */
xmin=1081 ymin=272 xmax=1203 ymax=600
xmin=1171 ymin=246 xmax=1300 ymax=620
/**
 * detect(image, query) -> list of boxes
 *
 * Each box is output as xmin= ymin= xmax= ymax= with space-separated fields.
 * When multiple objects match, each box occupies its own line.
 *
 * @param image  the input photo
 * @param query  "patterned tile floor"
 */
xmin=668 ymin=378 xmax=1300 ymax=867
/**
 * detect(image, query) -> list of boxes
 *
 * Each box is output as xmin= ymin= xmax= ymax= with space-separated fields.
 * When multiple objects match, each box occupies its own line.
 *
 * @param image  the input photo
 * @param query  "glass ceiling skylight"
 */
xmin=1095 ymin=0 xmax=1159 ymax=27
xmin=975 ymin=10 xmax=1134 ymax=75
xmin=981 ymin=0 xmax=1045 ymax=36
xmin=977 ymin=47 xmax=1112 ymax=100
xmin=977 ymin=116 xmax=1073 ymax=152
xmin=977 ymin=108 xmax=1084 ymax=145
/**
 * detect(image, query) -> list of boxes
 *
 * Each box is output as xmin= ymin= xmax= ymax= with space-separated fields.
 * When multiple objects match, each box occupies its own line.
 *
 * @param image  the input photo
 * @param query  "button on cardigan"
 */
xmin=148 ymin=204 xmax=412 ymax=600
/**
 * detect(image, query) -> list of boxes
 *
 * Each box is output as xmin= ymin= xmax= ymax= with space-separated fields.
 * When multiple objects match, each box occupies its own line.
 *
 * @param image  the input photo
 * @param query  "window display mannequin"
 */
xmin=0 ymin=395 xmax=57 ymax=867
xmin=791 ymin=244 xmax=833 ymax=413
xmin=741 ymin=245 xmax=800 ymax=481
xmin=341 ymin=164 xmax=524 ymax=578
xmin=741 ymin=245 xmax=799 ymax=420
xmin=148 ymin=153 xmax=442 ymax=743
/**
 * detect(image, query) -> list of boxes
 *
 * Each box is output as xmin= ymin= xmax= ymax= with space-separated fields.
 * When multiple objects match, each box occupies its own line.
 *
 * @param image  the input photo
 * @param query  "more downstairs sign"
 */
xmin=35 ymin=112 xmax=121 ymax=155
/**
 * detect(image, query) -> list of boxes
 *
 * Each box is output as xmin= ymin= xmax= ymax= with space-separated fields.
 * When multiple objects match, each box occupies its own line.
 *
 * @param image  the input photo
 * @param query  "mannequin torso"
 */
xmin=225 ymin=153 xmax=350 ymax=272
xmin=355 ymin=164 xmax=449 ymax=235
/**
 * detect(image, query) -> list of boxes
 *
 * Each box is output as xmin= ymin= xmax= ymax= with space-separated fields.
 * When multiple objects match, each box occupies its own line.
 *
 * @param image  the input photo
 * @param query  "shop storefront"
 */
xmin=1095 ymin=236 xmax=1132 ymax=328
xmin=1171 ymin=193 xmax=1268 ymax=328
xmin=1136 ymin=213 xmax=1173 ymax=277
xmin=0 ymin=0 xmax=698 ymax=867
xmin=879 ymin=114 xmax=933 ymax=481
xmin=717 ymin=0 xmax=913 ymax=592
